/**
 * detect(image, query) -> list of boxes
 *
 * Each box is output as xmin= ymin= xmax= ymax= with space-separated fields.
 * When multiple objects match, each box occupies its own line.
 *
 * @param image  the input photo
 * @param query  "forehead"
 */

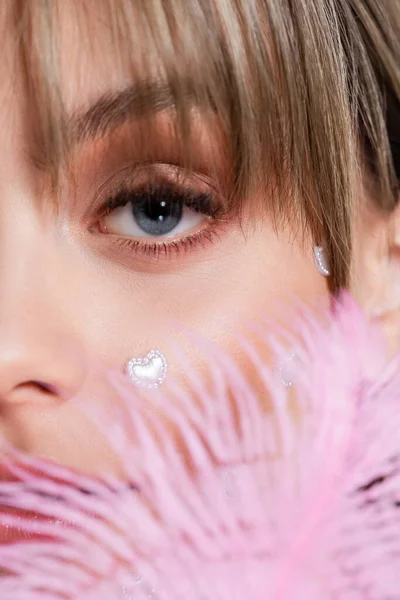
xmin=55 ymin=2 xmax=142 ymax=113
xmin=0 ymin=2 xmax=230 ymax=199
xmin=0 ymin=3 xmax=136 ymax=153
xmin=19 ymin=2 xmax=225 ymax=154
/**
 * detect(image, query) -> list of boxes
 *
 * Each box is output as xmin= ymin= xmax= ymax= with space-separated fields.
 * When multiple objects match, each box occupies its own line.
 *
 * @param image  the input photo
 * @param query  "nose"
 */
xmin=0 ymin=327 xmax=86 ymax=406
xmin=0 ymin=204 xmax=86 ymax=407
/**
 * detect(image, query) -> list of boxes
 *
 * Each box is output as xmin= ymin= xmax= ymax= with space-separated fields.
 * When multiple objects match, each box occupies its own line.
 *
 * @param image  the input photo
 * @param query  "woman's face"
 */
xmin=0 ymin=3 xmax=391 ymax=477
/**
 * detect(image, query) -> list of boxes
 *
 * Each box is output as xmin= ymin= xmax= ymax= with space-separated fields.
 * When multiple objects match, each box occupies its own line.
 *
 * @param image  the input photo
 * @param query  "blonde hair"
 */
xmin=17 ymin=0 xmax=400 ymax=291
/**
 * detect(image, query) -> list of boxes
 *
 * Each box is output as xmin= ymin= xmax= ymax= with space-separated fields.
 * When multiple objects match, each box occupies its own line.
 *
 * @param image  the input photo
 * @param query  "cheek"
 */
xmin=77 ymin=221 xmax=330 ymax=385
xmin=351 ymin=202 xmax=390 ymax=313
xmin=0 ymin=222 xmax=329 ymax=476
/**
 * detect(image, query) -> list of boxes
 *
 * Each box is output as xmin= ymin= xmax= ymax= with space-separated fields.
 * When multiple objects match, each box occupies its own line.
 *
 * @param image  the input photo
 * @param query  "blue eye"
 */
xmin=102 ymin=186 xmax=217 ymax=240
xmin=132 ymin=193 xmax=183 ymax=236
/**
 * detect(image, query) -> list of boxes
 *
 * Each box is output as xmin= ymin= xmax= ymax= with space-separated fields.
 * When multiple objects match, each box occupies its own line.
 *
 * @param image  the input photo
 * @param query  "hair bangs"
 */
xmin=16 ymin=0 xmax=400 ymax=291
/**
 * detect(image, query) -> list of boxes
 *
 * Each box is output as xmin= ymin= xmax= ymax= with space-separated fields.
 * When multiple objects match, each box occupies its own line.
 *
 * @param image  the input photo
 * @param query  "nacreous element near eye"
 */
xmin=125 ymin=350 xmax=168 ymax=388
xmin=313 ymin=246 xmax=331 ymax=277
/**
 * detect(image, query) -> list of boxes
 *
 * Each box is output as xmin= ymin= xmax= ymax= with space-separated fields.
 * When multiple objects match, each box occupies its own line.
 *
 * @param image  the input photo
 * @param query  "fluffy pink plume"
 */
xmin=0 ymin=296 xmax=399 ymax=599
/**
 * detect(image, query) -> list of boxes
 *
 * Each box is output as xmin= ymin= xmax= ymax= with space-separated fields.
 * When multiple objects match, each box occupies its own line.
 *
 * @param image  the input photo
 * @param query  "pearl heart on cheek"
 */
xmin=125 ymin=350 xmax=168 ymax=389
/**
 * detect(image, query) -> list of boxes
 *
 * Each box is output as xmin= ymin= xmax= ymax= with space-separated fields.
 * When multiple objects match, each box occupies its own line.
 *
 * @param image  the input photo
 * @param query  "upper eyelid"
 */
xmin=91 ymin=164 xmax=223 ymax=215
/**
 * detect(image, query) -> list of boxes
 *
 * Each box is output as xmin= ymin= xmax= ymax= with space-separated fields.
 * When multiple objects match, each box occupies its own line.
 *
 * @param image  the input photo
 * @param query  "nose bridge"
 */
xmin=0 ymin=194 xmax=49 ymax=323
xmin=0 ymin=194 xmax=87 ymax=403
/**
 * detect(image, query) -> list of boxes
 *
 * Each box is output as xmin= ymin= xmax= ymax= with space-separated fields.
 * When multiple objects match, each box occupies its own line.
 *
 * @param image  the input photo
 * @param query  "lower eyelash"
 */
xmin=113 ymin=226 xmax=221 ymax=259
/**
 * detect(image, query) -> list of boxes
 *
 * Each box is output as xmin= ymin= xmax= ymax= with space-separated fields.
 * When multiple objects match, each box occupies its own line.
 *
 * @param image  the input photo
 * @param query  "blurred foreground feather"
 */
xmin=0 ymin=296 xmax=399 ymax=599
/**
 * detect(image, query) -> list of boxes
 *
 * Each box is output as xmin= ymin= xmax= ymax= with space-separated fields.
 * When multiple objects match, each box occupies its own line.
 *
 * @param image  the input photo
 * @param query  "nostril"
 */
xmin=0 ymin=380 xmax=62 ymax=408
xmin=30 ymin=381 xmax=57 ymax=394
xmin=15 ymin=381 xmax=57 ymax=395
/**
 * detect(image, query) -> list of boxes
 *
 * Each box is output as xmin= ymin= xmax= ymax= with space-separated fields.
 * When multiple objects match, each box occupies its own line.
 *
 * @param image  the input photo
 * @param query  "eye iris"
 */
xmin=132 ymin=194 xmax=183 ymax=236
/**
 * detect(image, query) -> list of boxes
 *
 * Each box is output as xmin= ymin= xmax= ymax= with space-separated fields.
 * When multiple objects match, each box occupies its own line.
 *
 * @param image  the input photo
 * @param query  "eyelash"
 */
xmin=114 ymin=228 xmax=221 ymax=259
xmin=97 ymin=181 xmax=226 ymax=259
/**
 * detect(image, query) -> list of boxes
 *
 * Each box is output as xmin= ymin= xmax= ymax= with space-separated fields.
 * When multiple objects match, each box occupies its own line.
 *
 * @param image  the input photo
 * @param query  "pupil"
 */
xmin=132 ymin=194 xmax=183 ymax=236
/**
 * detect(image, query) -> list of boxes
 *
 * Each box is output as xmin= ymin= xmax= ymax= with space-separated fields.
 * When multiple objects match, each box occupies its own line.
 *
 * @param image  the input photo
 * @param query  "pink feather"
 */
xmin=0 ymin=295 xmax=399 ymax=599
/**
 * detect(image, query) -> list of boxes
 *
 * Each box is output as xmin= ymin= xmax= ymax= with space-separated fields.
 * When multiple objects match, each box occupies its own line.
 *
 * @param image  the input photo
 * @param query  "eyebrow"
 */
xmin=68 ymin=80 xmax=199 ymax=147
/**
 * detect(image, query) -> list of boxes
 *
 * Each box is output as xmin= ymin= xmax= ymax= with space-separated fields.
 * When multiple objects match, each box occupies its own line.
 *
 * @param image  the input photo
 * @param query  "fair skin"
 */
xmin=0 ymin=2 xmax=398 ymax=485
